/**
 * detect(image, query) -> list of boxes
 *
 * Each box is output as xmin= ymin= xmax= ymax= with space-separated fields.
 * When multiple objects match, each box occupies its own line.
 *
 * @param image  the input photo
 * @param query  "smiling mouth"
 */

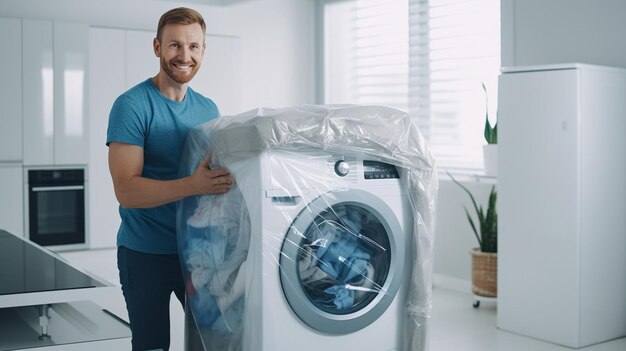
xmin=173 ymin=62 xmax=193 ymax=70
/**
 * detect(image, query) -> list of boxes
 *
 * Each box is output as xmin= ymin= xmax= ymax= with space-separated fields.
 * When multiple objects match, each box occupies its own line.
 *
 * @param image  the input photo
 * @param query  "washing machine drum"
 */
xmin=279 ymin=189 xmax=406 ymax=334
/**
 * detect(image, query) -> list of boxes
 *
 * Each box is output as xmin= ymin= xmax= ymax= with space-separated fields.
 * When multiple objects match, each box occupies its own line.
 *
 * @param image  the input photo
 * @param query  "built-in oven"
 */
xmin=24 ymin=167 xmax=88 ymax=250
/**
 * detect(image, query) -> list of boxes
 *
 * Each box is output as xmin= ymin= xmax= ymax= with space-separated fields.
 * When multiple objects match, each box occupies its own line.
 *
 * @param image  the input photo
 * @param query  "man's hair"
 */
xmin=157 ymin=7 xmax=206 ymax=42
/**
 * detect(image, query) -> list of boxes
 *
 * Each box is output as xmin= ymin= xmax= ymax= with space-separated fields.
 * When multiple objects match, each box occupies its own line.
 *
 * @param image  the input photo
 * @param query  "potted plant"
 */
xmin=448 ymin=172 xmax=498 ymax=300
xmin=482 ymin=82 xmax=498 ymax=176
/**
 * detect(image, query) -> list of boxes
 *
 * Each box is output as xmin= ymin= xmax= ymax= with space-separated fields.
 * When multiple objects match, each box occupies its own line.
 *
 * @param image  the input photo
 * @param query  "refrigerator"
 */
xmin=497 ymin=63 xmax=626 ymax=348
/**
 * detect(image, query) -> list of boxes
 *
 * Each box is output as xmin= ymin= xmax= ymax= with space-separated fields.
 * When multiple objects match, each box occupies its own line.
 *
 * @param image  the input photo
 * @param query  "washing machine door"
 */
xmin=279 ymin=189 xmax=406 ymax=334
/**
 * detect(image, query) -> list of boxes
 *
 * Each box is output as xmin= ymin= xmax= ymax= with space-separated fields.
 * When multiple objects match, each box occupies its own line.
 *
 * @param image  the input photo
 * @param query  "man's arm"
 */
xmin=108 ymin=142 xmax=234 ymax=209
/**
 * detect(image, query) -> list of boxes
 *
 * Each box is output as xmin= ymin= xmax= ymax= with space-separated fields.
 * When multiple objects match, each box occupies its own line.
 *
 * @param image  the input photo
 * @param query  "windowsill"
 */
xmin=438 ymin=168 xmax=497 ymax=185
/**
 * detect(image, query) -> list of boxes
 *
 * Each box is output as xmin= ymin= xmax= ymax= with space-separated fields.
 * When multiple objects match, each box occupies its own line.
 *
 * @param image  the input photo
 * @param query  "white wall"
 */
xmin=502 ymin=0 xmax=626 ymax=69
xmin=433 ymin=177 xmax=495 ymax=290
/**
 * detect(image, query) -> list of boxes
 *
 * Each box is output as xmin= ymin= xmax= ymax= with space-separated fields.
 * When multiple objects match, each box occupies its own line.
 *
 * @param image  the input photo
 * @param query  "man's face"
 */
xmin=154 ymin=23 xmax=205 ymax=84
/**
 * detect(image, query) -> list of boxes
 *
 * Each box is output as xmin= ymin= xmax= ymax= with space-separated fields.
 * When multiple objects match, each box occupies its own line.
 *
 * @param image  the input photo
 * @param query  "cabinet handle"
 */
xmin=32 ymin=185 xmax=84 ymax=192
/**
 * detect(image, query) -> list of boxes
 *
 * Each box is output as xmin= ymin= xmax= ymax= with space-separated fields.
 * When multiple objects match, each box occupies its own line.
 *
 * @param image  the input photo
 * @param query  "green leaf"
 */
xmin=492 ymin=121 xmax=497 ymax=144
xmin=482 ymin=82 xmax=497 ymax=144
xmin=448 ymin=171 xmax=498 ymax=253
xmin=464 ymin=207 xmax=482 ymax=247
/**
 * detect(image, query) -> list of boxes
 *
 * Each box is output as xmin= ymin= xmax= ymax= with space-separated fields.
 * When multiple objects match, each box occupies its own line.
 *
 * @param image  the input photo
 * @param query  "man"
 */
xmin=107 ymin=7 xmax=234 ymax=351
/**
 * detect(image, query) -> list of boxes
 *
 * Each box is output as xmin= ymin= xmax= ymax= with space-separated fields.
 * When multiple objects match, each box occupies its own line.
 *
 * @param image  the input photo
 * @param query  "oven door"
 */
xmin=28 ymin=183 xmax=86 ymax=247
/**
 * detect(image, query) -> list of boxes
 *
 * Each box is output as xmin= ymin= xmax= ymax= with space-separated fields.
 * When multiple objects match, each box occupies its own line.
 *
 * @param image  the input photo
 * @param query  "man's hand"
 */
xmin=187 ymin=157 xmax=234 ymax=195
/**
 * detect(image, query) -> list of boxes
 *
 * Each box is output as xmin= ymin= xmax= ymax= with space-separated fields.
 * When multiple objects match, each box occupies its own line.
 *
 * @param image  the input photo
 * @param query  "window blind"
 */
xmin=323 ymin=0 xmax=500 ymax=171
xmin=409 ymin=0 xmax=500 ymax=170
xmin=324 ymin=0 xmax=409 ymax=111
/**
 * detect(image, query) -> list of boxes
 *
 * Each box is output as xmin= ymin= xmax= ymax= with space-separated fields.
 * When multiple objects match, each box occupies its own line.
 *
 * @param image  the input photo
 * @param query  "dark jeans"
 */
xmin=118 ymin=246 xmax=185 ymax=351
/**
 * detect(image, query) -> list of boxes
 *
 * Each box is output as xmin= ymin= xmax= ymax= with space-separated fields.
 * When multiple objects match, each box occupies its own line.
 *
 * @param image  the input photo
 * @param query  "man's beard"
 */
xmin=161 ymin=56 xmax=200 ymax=84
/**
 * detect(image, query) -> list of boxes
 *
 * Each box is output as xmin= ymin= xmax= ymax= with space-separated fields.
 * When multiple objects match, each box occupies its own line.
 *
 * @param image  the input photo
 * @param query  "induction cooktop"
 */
xmin=0 ymin=230 xmax=110 ymax=308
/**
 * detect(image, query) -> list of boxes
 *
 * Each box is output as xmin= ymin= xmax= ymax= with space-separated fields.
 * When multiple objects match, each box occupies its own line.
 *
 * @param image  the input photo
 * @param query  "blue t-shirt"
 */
xmin=107 ymin=78 xmax=219 ymax=254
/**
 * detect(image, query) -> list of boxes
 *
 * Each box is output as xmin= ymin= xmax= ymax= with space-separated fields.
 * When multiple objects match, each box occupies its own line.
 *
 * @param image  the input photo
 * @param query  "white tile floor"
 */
xmin=60 ymin=248 xmax=626 ymax=351
xmin=429 ymin=288 xmax=626 ymax=351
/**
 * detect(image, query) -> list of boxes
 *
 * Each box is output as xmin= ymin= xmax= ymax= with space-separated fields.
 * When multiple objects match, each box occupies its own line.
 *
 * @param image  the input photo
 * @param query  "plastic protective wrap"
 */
xmin=177 ymin=105 xmax=438 ymax=351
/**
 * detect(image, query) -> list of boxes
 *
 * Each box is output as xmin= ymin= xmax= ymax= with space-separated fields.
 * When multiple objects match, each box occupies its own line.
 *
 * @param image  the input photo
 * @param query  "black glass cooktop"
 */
xmin=0 ymin=230 xmax=103 ymax=295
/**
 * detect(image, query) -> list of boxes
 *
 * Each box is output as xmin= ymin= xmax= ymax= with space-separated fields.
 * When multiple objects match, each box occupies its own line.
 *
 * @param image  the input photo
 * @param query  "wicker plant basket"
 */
xmin=471 ymin=248 xmax=497 ymax=297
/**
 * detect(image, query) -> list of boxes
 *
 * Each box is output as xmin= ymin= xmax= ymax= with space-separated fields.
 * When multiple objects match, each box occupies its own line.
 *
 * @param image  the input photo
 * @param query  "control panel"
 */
xmin=363 ymin=160 xmax=399 ymax=179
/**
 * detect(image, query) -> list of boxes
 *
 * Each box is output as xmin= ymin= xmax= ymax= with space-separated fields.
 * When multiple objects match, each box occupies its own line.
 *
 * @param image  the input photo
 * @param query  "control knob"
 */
xmin=334 ymin=160 xmax=350 ymax=177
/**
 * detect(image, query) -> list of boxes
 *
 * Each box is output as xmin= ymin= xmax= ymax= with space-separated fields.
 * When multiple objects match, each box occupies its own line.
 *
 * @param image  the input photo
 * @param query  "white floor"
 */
xmin=60 ymin=248 xmax=626 ymax=351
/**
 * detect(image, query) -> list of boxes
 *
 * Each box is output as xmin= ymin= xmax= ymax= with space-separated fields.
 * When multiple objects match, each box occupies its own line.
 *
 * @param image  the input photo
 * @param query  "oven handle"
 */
xmin=32 ymin=185 xmax=85 ymax=192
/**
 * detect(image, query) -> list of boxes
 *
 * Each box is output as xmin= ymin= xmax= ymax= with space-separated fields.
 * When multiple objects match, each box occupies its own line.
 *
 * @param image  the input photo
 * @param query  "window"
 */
xmin=321 ymin=0 xmax=501 ymax=171
xmin=323 ymin=0 xmax=409 ymax=111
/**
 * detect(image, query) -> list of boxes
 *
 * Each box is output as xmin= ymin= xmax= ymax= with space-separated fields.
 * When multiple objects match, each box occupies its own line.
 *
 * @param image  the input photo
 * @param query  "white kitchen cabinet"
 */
xmin=88 ymin=27 xmax=124 ymax=249
xmin=0 ymin=18 xmax=23 ymax=162
xmin=22 ymin=19 xmax=54 ymax=166
xmin=23 ymin=20 xmax=89 ymax=166
xmin=497 ymin=64 xmax=626 ymax=348
xmin=0 ymin=165 xmax=24 ymax=237
xmin=53 ymin=22 xmax=89 ymax=165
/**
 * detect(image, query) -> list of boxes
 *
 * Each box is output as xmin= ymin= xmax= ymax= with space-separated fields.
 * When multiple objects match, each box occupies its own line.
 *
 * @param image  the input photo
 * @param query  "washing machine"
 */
xmin=179 ymin=105 xmax=436 ymax=351
xmin=180 ymin=149 xmax=415 ymax=350
xmin=216 ymin=148 xmax=415 ymax=351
